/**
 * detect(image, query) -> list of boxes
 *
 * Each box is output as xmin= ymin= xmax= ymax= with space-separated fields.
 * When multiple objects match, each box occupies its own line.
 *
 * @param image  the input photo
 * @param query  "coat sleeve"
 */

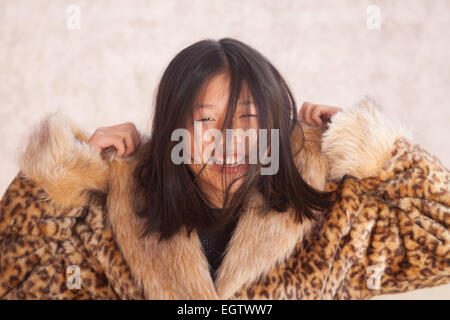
xmin=319 ymin=96 xmax=450 ymax=299
xmin=0 ymin=113 xmax=144 ymax=299
xmin=0 ymin=172 xmax=104 ymax=299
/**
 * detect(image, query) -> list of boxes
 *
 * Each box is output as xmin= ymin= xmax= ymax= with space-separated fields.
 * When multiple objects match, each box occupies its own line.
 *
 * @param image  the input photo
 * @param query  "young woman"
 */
xmin=0 ymin=38 xmax=448 ymax=300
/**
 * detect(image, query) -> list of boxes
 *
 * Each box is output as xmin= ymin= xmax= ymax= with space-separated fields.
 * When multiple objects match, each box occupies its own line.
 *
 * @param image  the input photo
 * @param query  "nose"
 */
xmin=213 ymin=130 xmax=247 ymax=164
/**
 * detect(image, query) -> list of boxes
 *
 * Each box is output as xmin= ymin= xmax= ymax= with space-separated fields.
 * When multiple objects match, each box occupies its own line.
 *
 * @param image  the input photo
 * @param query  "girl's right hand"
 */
xmin=87 ymin=122 xmax=140 ymax=158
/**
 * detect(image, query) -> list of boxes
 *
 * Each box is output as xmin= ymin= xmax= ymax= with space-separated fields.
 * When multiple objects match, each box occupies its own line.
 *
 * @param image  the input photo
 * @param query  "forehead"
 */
xmin=195 ymin=72 xmax=252 ymax=108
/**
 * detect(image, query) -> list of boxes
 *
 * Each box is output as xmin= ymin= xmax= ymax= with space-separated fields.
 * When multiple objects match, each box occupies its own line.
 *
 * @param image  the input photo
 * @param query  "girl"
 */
xmin=0 ymin=38 xmax=448 ymax=299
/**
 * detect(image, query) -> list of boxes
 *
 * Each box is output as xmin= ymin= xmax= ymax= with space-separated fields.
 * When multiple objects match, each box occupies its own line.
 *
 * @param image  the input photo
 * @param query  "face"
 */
xmin=185 ymin=72 xmax=259 ymax=208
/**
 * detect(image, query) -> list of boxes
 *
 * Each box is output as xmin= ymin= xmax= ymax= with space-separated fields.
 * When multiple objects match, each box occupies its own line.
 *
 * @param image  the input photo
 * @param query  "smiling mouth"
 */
xmin=210 ymin=153 xmax=246 ymax=164
xmin=210 ymin=162 xmax=249 ymax=174
xmin=208 ymin=154 xmax=249 ymax=173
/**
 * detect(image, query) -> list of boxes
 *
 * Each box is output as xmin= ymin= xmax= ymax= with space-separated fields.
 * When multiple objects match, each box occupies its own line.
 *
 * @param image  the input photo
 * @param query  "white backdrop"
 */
xmin=0 ymin=0 xmax=449 ymax=299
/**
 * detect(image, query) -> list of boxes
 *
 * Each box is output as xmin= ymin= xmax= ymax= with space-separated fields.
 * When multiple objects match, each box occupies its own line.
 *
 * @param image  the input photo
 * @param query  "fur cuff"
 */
xmin=18 ymin=112 xmax=111 ymax=209
xmin=321 ymin=95 xmax=413 ymax=181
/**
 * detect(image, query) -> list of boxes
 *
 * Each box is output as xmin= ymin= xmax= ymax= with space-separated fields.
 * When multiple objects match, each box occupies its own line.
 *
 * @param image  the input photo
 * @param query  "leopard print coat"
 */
xmin=0 ymin=96 xmax=449 ymax=299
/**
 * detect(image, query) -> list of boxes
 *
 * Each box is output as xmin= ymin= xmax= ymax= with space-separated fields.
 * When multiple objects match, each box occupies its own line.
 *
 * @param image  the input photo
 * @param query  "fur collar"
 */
xmin=18 ymin=95 xmax=409 ymax=299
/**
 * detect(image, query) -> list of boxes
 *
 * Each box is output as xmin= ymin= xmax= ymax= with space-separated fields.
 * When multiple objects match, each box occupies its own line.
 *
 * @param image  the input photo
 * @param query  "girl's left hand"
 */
xmin=299 ymin=101 xmax=343 ymax=127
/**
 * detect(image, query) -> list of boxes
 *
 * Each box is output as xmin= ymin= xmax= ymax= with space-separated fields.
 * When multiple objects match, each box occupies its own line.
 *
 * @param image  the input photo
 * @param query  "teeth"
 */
xmin=211 ymin=155 xmax=246 ymax=165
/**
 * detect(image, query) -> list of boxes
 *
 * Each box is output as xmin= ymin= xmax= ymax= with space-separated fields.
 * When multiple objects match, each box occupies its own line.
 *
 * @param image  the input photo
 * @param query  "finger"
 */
xmin=299 ymin=102 xmax=308 ymax=121
xmin=109 ymin=122 xmax=135 ymax=130
xmin=98 ymin=127 xmax=137 ymax=156
xmin=320 ymin=112 xmax=332 ymax=123
xmin=130 ymin=128 xmax=140 ymax=150
xmin=112 ymin=122 xmax=139 ymax=144
xmin=318 ymin=106 xmax=343 ymax=123
xmin=98 ymin=134 xmax=126 ymax=157
xmin=111 ymin=129 xmax=136 ymax=156
xmin=300 ymin=101 xmax=312 ymax=122
xmin=320 ymin=105 xmax=343 ymax=115
xmin=107 ymin=123 xmax=140 ymax=152
xmin=304 ymin=104 xmax=315 ymax=126
xmin=310 ymin=107 xmax=324 ymax=126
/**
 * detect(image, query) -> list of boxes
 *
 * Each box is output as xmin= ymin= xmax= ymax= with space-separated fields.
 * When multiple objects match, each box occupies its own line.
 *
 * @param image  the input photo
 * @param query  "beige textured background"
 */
xmin=0 ymin=0 xmax=449 ymax=299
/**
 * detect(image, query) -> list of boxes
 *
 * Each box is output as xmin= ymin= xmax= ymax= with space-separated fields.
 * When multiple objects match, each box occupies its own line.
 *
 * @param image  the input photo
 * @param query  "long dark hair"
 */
xmin=133 ymin=38 xmax=334 ymax=241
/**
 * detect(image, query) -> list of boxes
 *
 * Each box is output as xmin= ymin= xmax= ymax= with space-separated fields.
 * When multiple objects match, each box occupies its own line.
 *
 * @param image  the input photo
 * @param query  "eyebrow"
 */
xmin=196 ymin=100 xmax=254 ymax=109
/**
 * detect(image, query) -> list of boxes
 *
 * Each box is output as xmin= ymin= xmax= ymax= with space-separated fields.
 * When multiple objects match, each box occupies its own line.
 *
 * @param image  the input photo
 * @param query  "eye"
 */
xmin=195 ymin=117 xmax=215 ymax=122
xmin=239 ymin=114 xmax=257 ymax=118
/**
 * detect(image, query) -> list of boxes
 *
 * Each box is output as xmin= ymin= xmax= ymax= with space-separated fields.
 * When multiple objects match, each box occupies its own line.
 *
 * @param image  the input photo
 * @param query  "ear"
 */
xmin=18 ymin=112 xmax=112 ymax=209
xmin=321 ymin=95 xmax=413 ymax=181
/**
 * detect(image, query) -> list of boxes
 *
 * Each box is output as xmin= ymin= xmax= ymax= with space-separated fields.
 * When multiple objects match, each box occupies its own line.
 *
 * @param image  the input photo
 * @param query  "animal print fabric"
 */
xmin=231 ymin=138 xmax=449 ymax=299
xmin=0 ymin=137 xmax=448 ymax=299
xmin=0 ymin=176 xmax=144 ymax=299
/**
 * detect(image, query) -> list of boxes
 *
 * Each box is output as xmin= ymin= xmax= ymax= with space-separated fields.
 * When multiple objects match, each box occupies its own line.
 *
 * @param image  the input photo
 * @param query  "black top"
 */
xmin=197 ymin=208 xmax=238 ymax=282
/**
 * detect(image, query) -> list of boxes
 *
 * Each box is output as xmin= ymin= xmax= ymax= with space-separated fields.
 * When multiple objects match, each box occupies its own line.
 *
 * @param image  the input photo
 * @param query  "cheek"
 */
xmin=184 ymin=126 xmax=200 ymax=164
xmin=187 ymin=163 xmax=200 ymax=177
xmin=188 ymin=123 xmax=214 ymax=164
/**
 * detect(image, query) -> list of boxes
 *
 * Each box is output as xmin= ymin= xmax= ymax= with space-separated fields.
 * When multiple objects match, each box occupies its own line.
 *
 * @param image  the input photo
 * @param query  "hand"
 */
xmin=299 ymin=101 xmax=343 ymax=127
xmin=87 ymin=122 xmax=140 ymax=158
